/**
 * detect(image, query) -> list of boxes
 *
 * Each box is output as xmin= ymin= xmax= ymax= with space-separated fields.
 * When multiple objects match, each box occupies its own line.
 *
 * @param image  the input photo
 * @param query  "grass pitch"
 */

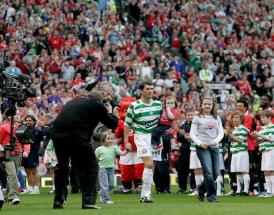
xmin=2 ymin=188 xmax=274 ymax=215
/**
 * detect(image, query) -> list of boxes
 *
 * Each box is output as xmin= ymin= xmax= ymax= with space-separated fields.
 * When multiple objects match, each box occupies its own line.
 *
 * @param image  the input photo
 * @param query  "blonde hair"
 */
xmin=198 ymin=97 xmax=218 ymax=119
xmin=100 ymin=130 xmax=113 ymax=145
xmin=260 ymin=110 xmax=273 ymax=118
xmin=231 ymin=111 xmax=245 ymax=124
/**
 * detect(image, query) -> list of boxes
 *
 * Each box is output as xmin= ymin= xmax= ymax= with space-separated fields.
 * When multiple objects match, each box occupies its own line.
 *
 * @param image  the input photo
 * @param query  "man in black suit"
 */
xmin=51 ymin=90 xmax=119 ymax=209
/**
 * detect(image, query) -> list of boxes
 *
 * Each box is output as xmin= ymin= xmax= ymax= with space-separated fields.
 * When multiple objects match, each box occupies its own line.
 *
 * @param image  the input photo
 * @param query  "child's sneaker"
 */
xmin=105 ymin=200 xmax=114 ymax=204
xmin=188 ymin=190 xmax=198 ymax=196
xmin=30 ymin=188 xmax=40 ymax=194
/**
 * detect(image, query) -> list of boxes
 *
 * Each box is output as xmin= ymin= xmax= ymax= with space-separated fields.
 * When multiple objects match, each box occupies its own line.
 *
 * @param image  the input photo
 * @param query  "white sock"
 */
xmin=265 ymin=176 xmax=272 ymax=194
xmin=243 ymin=174 xmax=250 ymax=193
xmin=236 ymin=174 xmax=243 ymax=193
xmin=141 ymin=168 xmax=153 ymax=198
xmin=195 ymin=175 xmax=203 ymax=187
xmin=34 ymin=186 xmax=39 ymax=191
xmin=216 ymin=175 xmax=223 ymax=195
xmin=28 ymin=186 xmax=34 ymax=192
xmin=270 ymin=176 xmax=274 ymax=195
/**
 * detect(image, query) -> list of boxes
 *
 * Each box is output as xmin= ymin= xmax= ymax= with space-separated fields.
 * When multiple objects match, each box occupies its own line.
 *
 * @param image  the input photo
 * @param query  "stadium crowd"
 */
xmin=0 ymin=0 xmax=274 ymax=207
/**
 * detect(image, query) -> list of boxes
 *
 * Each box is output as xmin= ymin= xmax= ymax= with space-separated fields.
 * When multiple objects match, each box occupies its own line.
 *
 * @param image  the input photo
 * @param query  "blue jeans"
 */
xmin=18 ymin=170 xmax=26 ymax=190
xmin=98 ymin=168 xmax=114 ymax=202
xmin=196 ymin=146 xmax=220 ymax=201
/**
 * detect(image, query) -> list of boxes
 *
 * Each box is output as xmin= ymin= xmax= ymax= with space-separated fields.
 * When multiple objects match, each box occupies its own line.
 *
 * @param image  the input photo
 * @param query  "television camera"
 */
xmin=0 ymin=72 xmax=36 ymax=161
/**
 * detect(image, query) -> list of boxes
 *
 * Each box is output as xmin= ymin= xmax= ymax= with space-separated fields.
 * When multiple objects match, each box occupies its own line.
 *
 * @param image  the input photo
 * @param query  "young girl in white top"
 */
xmin=190 ymin=97 xmax=224 ymax=202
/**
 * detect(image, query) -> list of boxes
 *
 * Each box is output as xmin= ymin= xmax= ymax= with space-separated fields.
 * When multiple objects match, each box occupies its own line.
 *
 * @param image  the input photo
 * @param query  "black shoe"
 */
xmin=230 ymin=191 xmax=238 ymax=196
xmin=71 ymin=189 xmax=79 ymax=194
xmin=82 ymin=204 xmax=101 ymax=209
xmin=196 ymin=185 xmax=205 ymax=202
xmin=53 ymin=201 xmax=64 ymax=209
xmin=140 ymin=197 xmax=154 ymax=203
xmin=177 ymin=189 xmax=185 ymax=194
xmin=165 ymin=190 xmax=171 ymax=194
xmin=208 ymin=199 xmax=219 ymax=203
xmin=239 ymin=192 xmax=249 ymax=196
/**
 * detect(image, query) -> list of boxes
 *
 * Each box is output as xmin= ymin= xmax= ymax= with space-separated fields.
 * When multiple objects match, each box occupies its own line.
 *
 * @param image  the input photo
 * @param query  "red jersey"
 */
xmin=159 ymin=108 xmax=177 ymax=126
xmin=115 ymin=120 xmax=137 ymax=152
xmin=0 ymin=122 xmax=23 ymax=156
xmin=244 ymin=113 xmax=257 ymax=150
xmin=48 ymin=36 xmax=64 ymax=51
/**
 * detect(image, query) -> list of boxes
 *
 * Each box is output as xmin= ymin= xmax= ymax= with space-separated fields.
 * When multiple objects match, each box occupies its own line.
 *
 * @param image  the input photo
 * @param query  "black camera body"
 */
xmin=15 ymin=124 xmax=35 ymax=145
xmin=3 ymin=145 xmax=15 ymax=161
xmin=0 ymin=144 xmax=15 ymax=161
xmin=0 ymin=72 xmax=36 ymax=110
xmin=0 ymin=72 xmax=36 ymax=161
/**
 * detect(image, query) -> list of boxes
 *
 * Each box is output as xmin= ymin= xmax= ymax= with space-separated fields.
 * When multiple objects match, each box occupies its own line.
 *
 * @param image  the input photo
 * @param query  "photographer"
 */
xmin=51 ymin=90 xmax=119 ymax=209
xmin=0 ymin=115 xmax=22 ymax=205
xmin=21 ymin=115 xmax=43 ymax=195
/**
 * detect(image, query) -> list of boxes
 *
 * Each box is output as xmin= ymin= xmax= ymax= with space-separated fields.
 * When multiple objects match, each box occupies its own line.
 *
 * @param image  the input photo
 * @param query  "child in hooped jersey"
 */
xmin=253 ymin=110 xmax=274 ymax=197
xmin=225 ymin=111 xmax=250 ymax=196
xmin=95 ymin=130 xmax=128 ymax=204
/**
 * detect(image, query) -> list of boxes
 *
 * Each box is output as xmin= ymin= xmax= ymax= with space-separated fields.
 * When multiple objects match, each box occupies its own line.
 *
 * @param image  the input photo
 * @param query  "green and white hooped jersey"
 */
xmin=190 ymin=143 xmax=196 ymax=151
xmin=230 ymin=125 xmax=249 ymax=154
xmin=124 ymin=99 xmax=162 ymax=134
xmin=258 ymin=124 xmax=274 ymax=152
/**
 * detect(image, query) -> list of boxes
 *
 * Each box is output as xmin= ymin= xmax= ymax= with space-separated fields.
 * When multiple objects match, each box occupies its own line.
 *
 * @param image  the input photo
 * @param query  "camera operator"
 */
xmin=51 ymin=90 xmax=119 ymax=209
xmin=21 ymin=115 xmax=43 ymax=195
xmin=0 ymin=114 xmax=22 ymax=205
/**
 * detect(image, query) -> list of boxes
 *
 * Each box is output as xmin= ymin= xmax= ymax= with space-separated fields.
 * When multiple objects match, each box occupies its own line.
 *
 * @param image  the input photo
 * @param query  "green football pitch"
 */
xmin=2 ymin=188 xmax=274 ymax=215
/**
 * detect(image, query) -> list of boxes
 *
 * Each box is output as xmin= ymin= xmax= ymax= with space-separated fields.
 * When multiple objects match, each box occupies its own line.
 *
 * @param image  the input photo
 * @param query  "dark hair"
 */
xmin=139 ymin=81 xmax=153 ymax=90
xmin=24 ymin=115 xmax=37 ymax=123
xmin=198 ymin=97 xmax=218 ymax=119
xmin=236 ymin=99 xmax=249 ymax=109
xmin=261 ymin=94 xmax=272 ymax=102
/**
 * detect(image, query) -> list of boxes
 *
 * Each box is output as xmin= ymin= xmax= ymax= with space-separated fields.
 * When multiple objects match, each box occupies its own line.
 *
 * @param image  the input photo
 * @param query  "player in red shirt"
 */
xmin=236 ymin=100 xmax=257 ymax=194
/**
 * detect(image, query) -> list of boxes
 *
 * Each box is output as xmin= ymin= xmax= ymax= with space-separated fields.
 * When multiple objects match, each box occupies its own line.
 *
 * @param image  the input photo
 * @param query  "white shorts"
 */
xmin=134 ymin=133 xmax=152 ymax=158
xmin=261 ymin=149 xmax=274 ymax=171
xmin=219 ymin=153 xmax=225 ymax=170
xmin=230 ymin=151 xmax=249 ymax=173
xmin=189 ymin=151 xmax=202 ymax=169
xmin=43 ymin=152 xmax=51 ymax=164
xmin=119 ymin=152 xmax=143 ymax=165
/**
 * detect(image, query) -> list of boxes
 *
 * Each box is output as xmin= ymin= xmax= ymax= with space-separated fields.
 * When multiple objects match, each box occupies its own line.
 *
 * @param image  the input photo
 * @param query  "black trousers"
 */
xmin=175 ymin=151 xmax=195 ymax=191
xmin=69 ymin=166 xmax=80 ymax=193
xmin=249 ymin=149 xmax=263 ymax=192
xmin=153 ymin=160 xmax=170 ymax=192
xmin=151 ymin=124 xmax=171 ymax=146
xmin=52 ymin=133 xmax=99 ymax=206
xmin=0 ymin=162 xmax=7 ymax=188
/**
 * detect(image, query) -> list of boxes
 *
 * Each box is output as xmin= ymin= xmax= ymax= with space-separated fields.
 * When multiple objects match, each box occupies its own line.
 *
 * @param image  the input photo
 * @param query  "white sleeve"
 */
xmin=212 ymin=116 xmax=224 ymax=145
xmin=190 ymin=116 xmax=204 ymax=146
